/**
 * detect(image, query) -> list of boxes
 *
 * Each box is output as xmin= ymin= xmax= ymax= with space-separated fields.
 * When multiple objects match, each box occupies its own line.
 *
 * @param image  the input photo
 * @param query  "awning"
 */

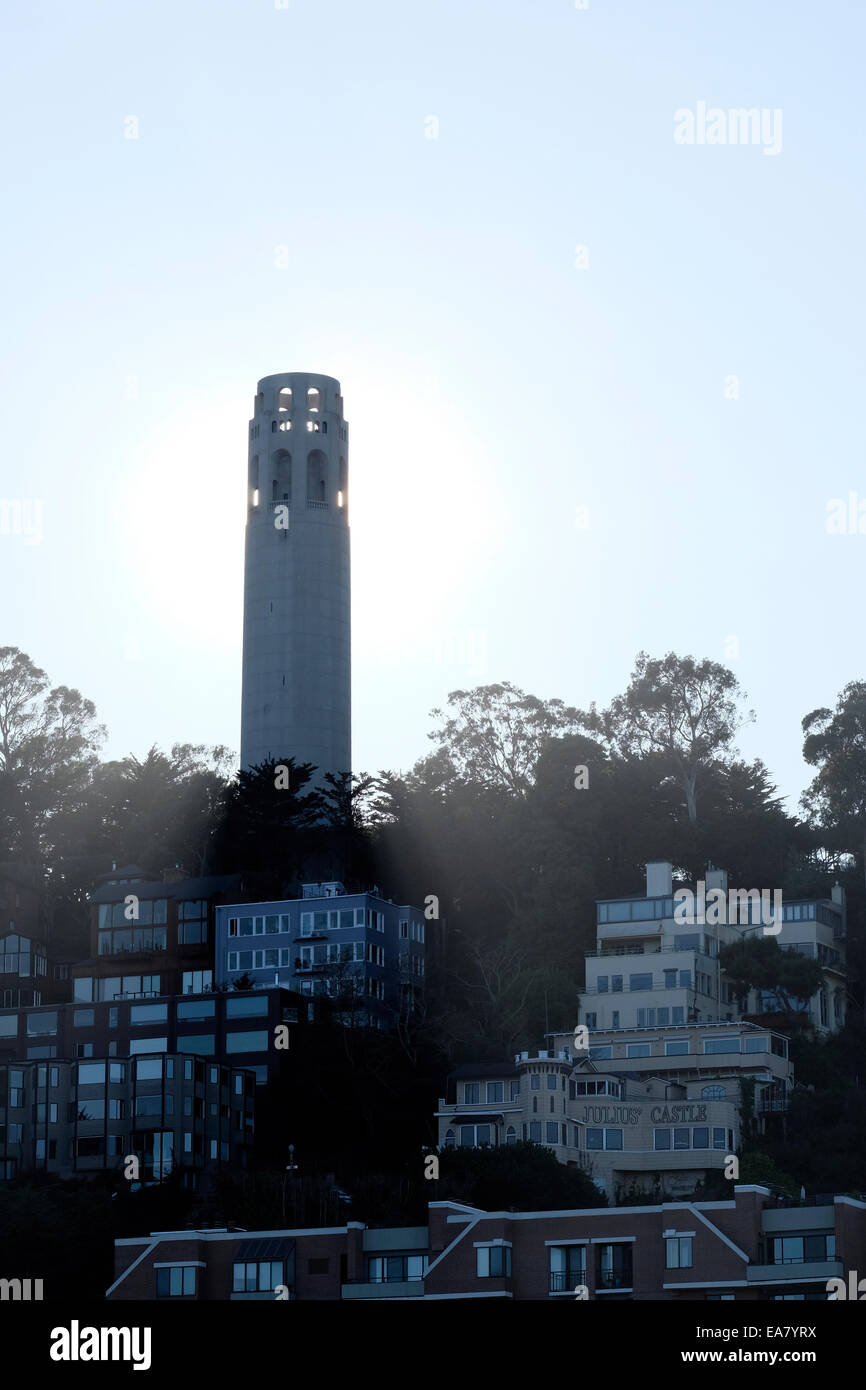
xmin=233 ymin=1237 xmax=295 ymax=1261
xmin=447 ymin=1113 xmax=508 ymax=1126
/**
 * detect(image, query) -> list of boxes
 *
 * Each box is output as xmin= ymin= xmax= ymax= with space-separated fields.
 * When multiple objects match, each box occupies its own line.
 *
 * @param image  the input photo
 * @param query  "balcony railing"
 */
xmin=585 ymin=946 xmax=719 ymax=959
xmin=549 ymin=1271 xmax=585 ymax=1293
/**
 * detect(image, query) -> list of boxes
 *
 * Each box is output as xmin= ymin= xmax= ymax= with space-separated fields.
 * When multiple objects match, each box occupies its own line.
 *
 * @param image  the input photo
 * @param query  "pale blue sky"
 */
xmin=1 ymin=0 xmax=863 ymax=811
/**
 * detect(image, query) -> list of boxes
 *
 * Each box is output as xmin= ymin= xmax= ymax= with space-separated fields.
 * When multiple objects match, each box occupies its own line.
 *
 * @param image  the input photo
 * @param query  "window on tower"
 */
xmin=307 ymin=450 xmax=328 ymax=504
xmin=278 ymin=386 xmax=292 ymax=412
xmin=272 ymin=449 xmax=291 ymax=500
xmin=307 ymin=386 xmax=321 ymax=413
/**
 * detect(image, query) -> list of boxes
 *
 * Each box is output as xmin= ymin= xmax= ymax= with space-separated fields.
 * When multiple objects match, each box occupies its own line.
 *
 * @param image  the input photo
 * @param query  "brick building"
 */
xmin=107 ymin=1187 xmax=865 ymax=1300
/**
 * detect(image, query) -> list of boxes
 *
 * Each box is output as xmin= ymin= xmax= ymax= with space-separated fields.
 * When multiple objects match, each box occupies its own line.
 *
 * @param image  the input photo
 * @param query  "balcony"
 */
xmin=746 ymin=1260 xmax=841 ymax=1285
xmin=585 ymin=946 xmax=718 ymax=959
xmin=756 ymin=1097 xmax=789 ymax=1114
xmin=342 ymin=1279 xmax=424 ymax=1300
xmin=549 ymin=1271 xmax=586 ymax=1294
xmin=231 ymin=1289 xmax=294 ymax=1301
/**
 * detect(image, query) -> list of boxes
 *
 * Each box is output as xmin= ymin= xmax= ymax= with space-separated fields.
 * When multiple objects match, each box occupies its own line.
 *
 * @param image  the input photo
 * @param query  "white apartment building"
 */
xmin=579 ymin=862 xmax=846 ymax=1037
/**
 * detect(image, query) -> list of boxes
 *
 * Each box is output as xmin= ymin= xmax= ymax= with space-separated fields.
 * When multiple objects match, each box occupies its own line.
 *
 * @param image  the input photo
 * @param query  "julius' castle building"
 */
xmin=240 ymin=372 xmax=351 ymax=780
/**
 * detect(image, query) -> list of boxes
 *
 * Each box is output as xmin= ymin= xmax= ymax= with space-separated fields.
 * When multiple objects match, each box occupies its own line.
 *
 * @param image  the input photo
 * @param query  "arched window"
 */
xmin=306 ymin=450 xmax=328 ymax=503
xmin=505 ymin=1126 xmax=516 ymax=1145
xmin=278 ymin=386 xmax=292 ymax=412
xmin=444 ymin=1128 xmax=456 ymax=1148
xmin=307 ymin=386 xmax=321 ymax=413
xmin=701 ymin=1085 xmax=725 ymax=1100
xmin=338 ymin=456 xmax=347 ymax=509
xmin=271 ymin=449 xmax=291 ymax=501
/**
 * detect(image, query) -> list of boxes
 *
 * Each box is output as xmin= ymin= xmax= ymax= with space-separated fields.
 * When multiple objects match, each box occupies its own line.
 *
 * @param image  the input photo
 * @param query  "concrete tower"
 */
xmin=240 ymin=371 xmax=350 ymax=781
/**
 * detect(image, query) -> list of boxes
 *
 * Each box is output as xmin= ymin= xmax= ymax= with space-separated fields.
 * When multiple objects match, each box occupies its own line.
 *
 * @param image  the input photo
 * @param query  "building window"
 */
xmin=664 ymin=1040 xmax=689 ymax=1055
xmin=130 ymin=1003 xmax=168 ymax=1026
xmin=626 ymin=1043 xmax=651 ymax=1058
xmin=464 ymin=1083 xmax=480 ymax=1103
xmin=596 ymin=1244 xmax=632 ymax=1291
xmin=549 ymin=1245 xmax=586 ymax=1293
xmin=129 ymin=1037 xmax=167 ymax=1055
xmin=505 ymin=1126 xmax=516 ymax=1144
xmin=702 ymin=1085 xmax=726 ymax=1100
xmin=233 ymin=1260 xmax=284 ymax=1292
xmin=135 ymin=1058 xmax=163 ymax=1081
xmin=156 ymin=1266 xmax=197 ymax=1297
xmin=226 ymin=996 xmax=268 ymax=1018
xmin=366 ymin=1254 xmax=426 ymax=1284
xmin=26 ymin=1012 xmax=57 ymax=1036
xmin=476 ymin=1245 xmax=511 ymax=1278
xmin=770 ymin=1235 xmax=835 ymax=1265
xmin=586 ymin=1128 xmax=623 ymax=1151
xmin=183 ymin=970 xmax=212 ymax=995
xmin=486 ymin=1081 xmax=504 ymax=1103
xmin=666 ymin=1237 xmax=693 ymax=1269
xmin=73 ymin=1009 xmax=94 ymax=1028
xmin=629 ymin=973 xmax=652 ymax=991
xmin=444 ymin=1128 xmax=456 ymax=1148
xmin=77 ymin=1062 xmax=105 ymax=1085
xmin=176 ymin=1034 xmax=216 ymax=1055
xmin=178 ymin=1000 xmax=216 ymax=1020
xmin=459 ymin=1124 xmax=491 ymax=1147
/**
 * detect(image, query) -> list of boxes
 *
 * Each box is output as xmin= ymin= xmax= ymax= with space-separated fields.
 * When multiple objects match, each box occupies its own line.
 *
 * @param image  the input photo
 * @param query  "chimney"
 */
xmin=646 ymin=861 xmax=672 ymax=897
xmin=706 ymin=866 xmax=728 ymax=895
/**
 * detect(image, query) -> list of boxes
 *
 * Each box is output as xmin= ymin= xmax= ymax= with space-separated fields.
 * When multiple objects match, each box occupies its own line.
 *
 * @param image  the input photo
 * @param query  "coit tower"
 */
xmin=240 ymin=371 xmax=351 ymax=781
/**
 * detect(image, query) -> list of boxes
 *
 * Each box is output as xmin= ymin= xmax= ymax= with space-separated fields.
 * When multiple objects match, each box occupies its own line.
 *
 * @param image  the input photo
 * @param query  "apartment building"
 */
xmin=214 ymin=882 xmax=427 ymax=1028
xmin=0 ymin=865 xmax=52 ymax=1009
xmin=108 ymin=1187 xmax=865 ymax=1300
xmin=0 ymin=986 xmax=307 ymax=1087
xmin=582 ymin=861 xmax=846 ymax=1036
xmin=71 ymin=865 xmax=249 ymax=1004
xmin=0 ymin=1052 xmax=255 ymax=1183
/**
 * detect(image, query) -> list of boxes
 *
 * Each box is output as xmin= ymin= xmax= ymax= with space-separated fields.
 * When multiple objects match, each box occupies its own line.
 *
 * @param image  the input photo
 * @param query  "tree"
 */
xmin=802 ymin=682 xmax=866 ymax=905
xmin=579 ymin=651 xmax=754 ymax=822
xmin=718 ymin=936 xmax=823 ymax=1023
xmin=425 ymin=683 xmax=582 ymax=796
xmin=212 ymin=758 xmax=323 ymax=884
xmin=0 ymin=648 xmax=105 ymax=870
xmin=437 ymin=1140 xmax=606 ymax=1211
